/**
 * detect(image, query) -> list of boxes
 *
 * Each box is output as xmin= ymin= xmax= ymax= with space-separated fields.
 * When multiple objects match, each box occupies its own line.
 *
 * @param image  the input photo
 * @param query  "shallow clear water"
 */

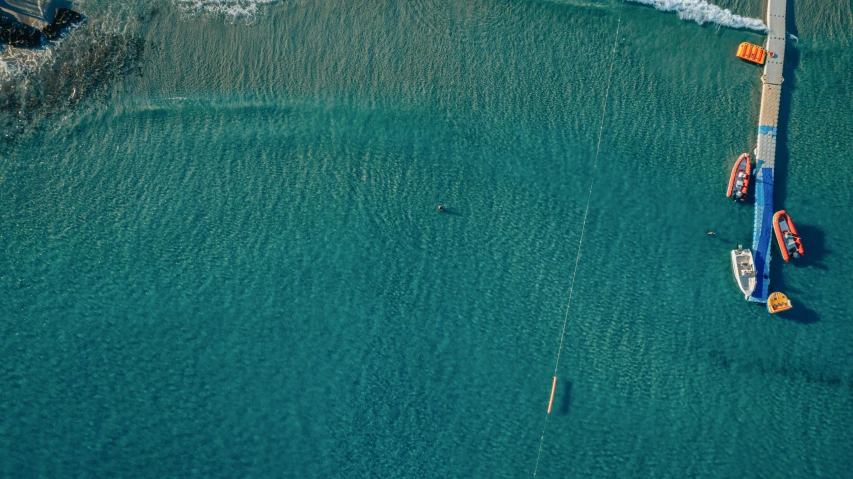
xmin=2 ymin=0 xmax=852 ymax=477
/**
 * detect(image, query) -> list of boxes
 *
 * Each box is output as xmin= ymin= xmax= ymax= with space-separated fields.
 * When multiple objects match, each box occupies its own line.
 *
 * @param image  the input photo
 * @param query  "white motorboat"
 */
xmin=731 ymin=245 xmax=757 ymax=299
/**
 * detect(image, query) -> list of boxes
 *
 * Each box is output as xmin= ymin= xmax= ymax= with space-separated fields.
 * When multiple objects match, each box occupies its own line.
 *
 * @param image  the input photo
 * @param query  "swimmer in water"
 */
xmin=707 ymin=231 xmax=716 ymax=235
xmin=437 ymin=204 xmax=444 ymax=211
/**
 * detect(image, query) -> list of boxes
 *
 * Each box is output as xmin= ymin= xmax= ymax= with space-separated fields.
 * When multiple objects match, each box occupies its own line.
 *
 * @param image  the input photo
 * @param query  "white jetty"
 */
xmin=749 ymin=0 xmax=787 ymax=303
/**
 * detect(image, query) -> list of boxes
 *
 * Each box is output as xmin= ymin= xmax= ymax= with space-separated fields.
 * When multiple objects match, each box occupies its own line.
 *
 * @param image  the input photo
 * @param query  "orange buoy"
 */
xmin=547 ymin=376 xmax=557 ymax=414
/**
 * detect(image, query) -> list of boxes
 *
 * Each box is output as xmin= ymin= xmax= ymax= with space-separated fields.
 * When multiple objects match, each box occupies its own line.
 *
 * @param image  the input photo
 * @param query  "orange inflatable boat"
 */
xmin=773 ymin=210 xmax=805 ymax=261
xmin=736 ymin=42 xmax=767 ymax=65
xmin=726 ymin=153 xmax=751 ymax=201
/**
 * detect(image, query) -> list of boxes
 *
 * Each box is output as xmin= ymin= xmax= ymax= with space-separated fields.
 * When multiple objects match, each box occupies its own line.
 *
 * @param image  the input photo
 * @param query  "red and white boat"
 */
xmin=773 ymin=210 xmax=805 ymax=262
xmin=726 ymin=153 xmax=751 ymax=201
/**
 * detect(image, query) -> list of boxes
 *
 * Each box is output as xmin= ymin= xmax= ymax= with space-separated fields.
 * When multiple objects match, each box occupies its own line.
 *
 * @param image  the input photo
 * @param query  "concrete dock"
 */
xmin=749 ymin=0 xmax=787 ymax=303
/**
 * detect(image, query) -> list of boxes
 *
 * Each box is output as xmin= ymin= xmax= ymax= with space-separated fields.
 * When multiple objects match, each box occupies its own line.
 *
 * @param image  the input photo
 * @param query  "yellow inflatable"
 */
xmin=767 ymin=292 xmax=793 ymax=314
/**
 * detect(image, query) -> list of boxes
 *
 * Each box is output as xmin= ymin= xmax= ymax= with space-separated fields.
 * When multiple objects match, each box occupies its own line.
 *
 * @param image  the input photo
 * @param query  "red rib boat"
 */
xmin=726 ymin=153 xmax=751 ymax=201
xmin=773 ymin=210 xmax=805 ymax=262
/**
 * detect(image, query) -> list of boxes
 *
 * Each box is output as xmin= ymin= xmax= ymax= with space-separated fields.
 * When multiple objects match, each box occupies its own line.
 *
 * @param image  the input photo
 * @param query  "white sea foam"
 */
xmin=627 ymin=0 xmax=768 ymax=33
xmin=175 ymin=0 xmax=282 ymax=21
xmin=0 ymin=39 xmax=62 ymax=83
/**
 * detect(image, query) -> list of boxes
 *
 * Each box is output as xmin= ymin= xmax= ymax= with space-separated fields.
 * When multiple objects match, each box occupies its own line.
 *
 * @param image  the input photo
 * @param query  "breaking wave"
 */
xmin=175 ymin=0 xmax=283 ymax=21
xmin=627 ymin=0 xmax=768 ymax=33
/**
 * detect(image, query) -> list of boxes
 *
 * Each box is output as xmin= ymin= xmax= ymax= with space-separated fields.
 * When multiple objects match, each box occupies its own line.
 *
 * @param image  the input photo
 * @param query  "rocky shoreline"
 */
xmin=0 ymin=7 xmax=82 ymax=48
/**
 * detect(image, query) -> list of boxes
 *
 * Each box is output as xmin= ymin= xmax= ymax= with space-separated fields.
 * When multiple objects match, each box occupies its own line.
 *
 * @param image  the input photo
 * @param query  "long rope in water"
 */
xmin=532 ymin=6 xmax=623 ymax=476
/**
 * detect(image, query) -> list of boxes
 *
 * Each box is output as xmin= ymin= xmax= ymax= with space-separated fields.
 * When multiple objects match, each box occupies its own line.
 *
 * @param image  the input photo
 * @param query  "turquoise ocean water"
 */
xmin=2 ymin=0 xmax=852 ymax=476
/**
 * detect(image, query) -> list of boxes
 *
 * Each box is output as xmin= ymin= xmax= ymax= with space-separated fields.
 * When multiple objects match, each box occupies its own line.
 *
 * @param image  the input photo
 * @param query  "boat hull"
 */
xmin=773 ymin=210 xmax=805 ymax=262
xmin=726 ymin=153 xmax=751 ymax=200
xmin=731 ymin=247 xmax=757 ymax=299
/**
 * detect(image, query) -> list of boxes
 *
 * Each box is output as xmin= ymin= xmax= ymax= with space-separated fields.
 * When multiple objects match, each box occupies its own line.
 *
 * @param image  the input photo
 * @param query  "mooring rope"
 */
xmin=532 ymin=6 xmax=623 ymax=476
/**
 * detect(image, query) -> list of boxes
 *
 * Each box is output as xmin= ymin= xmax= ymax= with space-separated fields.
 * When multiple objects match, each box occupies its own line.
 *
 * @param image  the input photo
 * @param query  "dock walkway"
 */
xmin=749 ymin=0 xmax=787 ymax=303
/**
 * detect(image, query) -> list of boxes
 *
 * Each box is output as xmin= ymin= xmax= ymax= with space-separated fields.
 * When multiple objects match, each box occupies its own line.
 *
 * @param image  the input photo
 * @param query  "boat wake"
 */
xmin=626 ymin=0 xmax=768 ymax=33
xmin=175 ymin=0 xmax=283 ymax=21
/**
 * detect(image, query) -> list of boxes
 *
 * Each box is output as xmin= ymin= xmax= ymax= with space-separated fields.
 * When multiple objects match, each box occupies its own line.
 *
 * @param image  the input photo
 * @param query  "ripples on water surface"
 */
xmin=2 ymin=0 xmax=852 ymax=477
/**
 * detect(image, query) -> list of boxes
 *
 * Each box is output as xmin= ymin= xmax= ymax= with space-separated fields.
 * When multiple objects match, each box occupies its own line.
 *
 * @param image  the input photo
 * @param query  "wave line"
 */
xmin=627 ymin=0 xmax=768 ymax=32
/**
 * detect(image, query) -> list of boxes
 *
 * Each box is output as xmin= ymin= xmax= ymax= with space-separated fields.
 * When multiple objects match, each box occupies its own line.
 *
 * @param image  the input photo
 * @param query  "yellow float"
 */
xmin=767 ymin=292 xmax=793 ymax=314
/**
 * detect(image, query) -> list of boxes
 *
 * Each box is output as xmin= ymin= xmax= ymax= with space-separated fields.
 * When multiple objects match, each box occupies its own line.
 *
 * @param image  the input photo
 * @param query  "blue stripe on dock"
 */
xmin=757 ymin=125 xmax=777 ymax=136
xmin=749 ymin=167 xmax=773 ymax=303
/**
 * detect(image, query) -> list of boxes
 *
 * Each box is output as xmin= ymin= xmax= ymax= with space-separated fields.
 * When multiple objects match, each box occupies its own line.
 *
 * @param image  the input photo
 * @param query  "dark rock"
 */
xmin=42 ymin=8 xmax=84 ymax=41
xmin=0 ymin=13 xmax=43 ymax=47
